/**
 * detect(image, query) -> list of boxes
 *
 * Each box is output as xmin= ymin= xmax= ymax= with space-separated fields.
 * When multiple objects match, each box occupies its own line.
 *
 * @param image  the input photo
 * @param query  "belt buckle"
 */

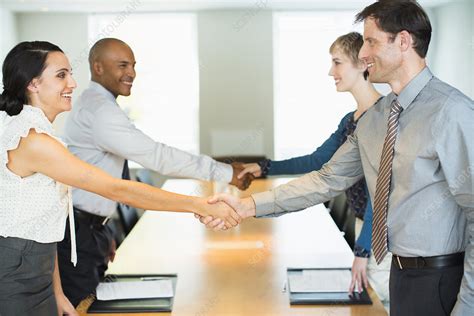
xmin=396 ymin=255 xmax=403 ymax=270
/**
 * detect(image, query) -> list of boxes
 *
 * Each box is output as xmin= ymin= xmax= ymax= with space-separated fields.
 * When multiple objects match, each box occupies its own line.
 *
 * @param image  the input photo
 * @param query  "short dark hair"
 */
xmin=0 ymin=41 xmax=63 ymax=116
xmin=355 ymin=0 xmax=432 ymax=58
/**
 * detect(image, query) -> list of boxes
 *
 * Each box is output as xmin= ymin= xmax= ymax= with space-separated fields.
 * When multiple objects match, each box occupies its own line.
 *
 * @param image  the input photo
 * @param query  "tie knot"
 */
xmin=391 ymin=99 xmax=403 ymax=114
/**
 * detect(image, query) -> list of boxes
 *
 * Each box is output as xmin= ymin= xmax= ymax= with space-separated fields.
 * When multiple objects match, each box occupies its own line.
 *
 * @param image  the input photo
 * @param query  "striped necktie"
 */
xmin=372 ymin=99 xmax=403 ymax=264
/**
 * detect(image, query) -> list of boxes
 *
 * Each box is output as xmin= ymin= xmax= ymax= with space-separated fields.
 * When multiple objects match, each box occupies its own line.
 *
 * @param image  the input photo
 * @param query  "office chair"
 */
xmin=342 ymin=208 xmax=356 ymax=249
xmin=136 ymin=168 xmax=155 ymax=186
xmin=106 ymin=218 xmax=126 ymax=247
xmin=329 ymin=193 xmax=349 ymax=231
xmin=117 ymin=203 xmax=139 ymax=236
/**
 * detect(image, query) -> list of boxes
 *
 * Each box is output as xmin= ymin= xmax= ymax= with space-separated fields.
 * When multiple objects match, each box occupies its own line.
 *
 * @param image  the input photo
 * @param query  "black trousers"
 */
xmin=57 ymin=215 xmax=114 ymax=307
xmin=389 ymin=259 xmax=463 ymax=316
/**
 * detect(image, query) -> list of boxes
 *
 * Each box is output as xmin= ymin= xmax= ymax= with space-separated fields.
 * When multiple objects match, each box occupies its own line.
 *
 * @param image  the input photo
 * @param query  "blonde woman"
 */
xmin=202 ymin=32 xmax=390 ymax=303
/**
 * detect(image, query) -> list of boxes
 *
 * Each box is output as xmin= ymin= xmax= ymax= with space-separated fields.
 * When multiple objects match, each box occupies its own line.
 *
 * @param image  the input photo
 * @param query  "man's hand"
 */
xmin=55 ymin=291 xmax=78 ymax=316
xmin=194 ymin=197 xmax=242 ymax=229
xmin=237 ymin=163 xmax=262 ymax=179
xmin=230 ymin=162 xmax=254 ymax=190
xmin=349 ymin=256 xmax=369 ymax=294
xmin=195 ymin=194 xmax=256 ymax=230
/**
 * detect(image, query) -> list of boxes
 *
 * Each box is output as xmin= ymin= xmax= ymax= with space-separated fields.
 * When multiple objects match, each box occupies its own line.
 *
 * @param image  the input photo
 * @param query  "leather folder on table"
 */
xmin=87 ymin=274 xmax=178 ymax=313
xmin=287 ymin=268 xmax=372 ymax=305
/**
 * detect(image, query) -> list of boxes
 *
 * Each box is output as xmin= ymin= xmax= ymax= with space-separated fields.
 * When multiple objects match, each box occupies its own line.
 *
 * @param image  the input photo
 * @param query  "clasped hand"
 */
xmin=229 ymin=162 xmax=255 ymax=190
xmin=195 ymin=194 xmax=255 ymax=230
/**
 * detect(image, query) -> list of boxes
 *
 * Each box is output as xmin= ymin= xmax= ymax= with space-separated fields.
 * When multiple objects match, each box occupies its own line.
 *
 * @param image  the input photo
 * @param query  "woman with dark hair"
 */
xmin=0 ymin=41 xmax=239 ymax=316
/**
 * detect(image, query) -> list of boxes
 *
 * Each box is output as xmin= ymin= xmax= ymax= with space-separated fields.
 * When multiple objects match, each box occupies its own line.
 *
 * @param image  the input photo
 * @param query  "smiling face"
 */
xmin=328 ymin=48 xmax=366 ymax=93
xmin=27 ymin=51 xmax=77 ymax=119
xmin=93 ymin=41 xmax=136 ymax=98
xmin=359 ymin=18 xmax=402 ymax=84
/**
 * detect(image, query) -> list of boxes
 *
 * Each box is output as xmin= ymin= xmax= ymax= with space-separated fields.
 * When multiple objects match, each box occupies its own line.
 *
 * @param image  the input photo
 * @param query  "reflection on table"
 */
xmin=78 ymin=178 xmax=387 ymax=316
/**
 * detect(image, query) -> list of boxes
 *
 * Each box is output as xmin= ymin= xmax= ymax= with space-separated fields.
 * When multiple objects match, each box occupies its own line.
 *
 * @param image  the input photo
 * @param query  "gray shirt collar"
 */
xmin=387 ymin=67 xmax=433 ymax=110
xmin=89 ymin=81 xmax=117 ymax=104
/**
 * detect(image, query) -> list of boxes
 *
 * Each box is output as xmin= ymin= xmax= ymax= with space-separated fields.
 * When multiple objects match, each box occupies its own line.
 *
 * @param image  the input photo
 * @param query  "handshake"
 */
xmin=193 ymin=193 xmax=257 ymax=230
xmin=193 ymin=161 xmax=266 ymax=228
xmin=228 ymin=162 xmax=265 ymax=190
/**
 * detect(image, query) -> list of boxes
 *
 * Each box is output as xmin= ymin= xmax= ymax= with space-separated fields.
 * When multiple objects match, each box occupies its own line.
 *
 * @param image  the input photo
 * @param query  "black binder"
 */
xmin=287 ymin=268 xmax=372 ymax=305
xmin=87 ymin=274 xmax=178 ymax=313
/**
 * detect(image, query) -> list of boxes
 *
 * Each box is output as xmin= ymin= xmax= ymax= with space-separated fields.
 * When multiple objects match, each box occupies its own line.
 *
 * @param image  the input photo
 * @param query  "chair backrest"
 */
xmin=329 ymin=193 xmax=348 ymax=231
xmin=136 ymin=169 xmax=155 ymax=186
xmin=117 ymin=203 xmax=139 ymax=235
xmin=342 ymin=208 xmax=356 ymax=249
xmin=107 ymin=218 xmax=126 ymax=246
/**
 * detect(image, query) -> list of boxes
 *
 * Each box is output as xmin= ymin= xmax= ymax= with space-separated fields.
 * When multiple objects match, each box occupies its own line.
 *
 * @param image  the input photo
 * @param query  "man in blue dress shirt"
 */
xmin=58 ymin=38 xmax=252 ymax=306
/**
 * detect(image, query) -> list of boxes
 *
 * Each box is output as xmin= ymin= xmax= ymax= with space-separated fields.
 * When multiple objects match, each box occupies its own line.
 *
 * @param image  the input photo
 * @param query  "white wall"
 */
xmin=0 ymin=6 xmax=18 ymax=89
xmin=16 ymin=13 xmax=89 ymax=131
xmin=14 ymin=11 xmax=275 ymax=159
xmin=10 ymin=5 xmax=473 ymax=159
xmin=197 ymin=10 xmax=274 ymax=158
xmin=430 ymin=0 xmax=474 ymax=98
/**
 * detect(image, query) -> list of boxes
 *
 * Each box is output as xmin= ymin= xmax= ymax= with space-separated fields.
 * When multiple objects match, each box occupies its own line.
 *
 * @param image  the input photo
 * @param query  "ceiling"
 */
xmin=1 ymin=0 xmax=459 ymax=13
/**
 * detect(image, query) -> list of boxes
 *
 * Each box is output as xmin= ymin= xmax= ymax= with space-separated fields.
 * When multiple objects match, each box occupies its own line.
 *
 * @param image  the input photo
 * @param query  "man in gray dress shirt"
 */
xmin=203 ymin=1 xmax=473 ymax=315
xmin=58 ymin=38 xmax=251 ymax=306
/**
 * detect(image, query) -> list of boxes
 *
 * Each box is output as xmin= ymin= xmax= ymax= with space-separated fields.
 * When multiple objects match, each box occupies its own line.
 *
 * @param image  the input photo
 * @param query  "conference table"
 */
xmin=77 ymin=178 xmax=387 ymax=315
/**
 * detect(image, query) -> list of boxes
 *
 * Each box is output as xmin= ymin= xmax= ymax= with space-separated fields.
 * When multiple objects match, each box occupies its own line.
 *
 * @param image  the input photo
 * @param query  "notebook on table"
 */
xmin=287 ymin=268 xmax=372 ymax=305
xmin=87 ymin=274 xmax=178 ymax=313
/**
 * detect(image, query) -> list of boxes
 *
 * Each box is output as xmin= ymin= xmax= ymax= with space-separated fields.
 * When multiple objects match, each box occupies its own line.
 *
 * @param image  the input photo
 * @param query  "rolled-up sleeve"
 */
xmin=91 ymin=104 xmax=232 ymax=183
xmin=253 ymin=133 xmax=364 ymax=217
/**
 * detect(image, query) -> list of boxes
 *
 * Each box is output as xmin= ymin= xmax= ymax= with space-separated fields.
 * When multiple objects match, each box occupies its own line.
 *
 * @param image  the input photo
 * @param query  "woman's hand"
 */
xmin=194 ymin=197 xmax=241 ymax=229
xmin=55 ymin=291 xmax=78 ymax=316
xmin=349 ymin=256 xmax=369 ymax=294
xmin=237 ymin=163 xmax=262 ymax=179
xmin=195 ymin=194 xmax=256 ymax=230
xmin=53 ymin=252 xmax=78 ymax=315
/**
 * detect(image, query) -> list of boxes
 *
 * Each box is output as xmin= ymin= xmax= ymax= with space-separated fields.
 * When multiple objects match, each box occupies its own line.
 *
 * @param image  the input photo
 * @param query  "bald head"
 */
xmin=89 ymin=38 xmax=131 ymax=72
xmin=88 ymin=38 xmax=136 ymax=98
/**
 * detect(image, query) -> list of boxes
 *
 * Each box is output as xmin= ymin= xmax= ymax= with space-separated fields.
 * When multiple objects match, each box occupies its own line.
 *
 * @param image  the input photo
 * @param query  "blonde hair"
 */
xmin=329 ymin=32 xmax=368 ymax=79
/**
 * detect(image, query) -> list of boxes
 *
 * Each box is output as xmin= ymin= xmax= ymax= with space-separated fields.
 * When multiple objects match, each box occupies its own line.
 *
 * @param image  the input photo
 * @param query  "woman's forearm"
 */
xmin=109 ymin=180 xmax=241 ymax=227
xmin=110 ymin=180 xmax=204 ymax=214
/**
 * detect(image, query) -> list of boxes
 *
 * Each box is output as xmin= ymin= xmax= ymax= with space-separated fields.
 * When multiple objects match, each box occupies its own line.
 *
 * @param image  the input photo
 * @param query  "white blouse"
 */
xmin=0 ymin=105 xmax=76 ymax=266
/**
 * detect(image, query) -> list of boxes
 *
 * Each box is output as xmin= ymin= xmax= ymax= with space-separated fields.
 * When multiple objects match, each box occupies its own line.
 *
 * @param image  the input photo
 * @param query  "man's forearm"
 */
xmin=252 ymin=166 xmax=363 ymax=217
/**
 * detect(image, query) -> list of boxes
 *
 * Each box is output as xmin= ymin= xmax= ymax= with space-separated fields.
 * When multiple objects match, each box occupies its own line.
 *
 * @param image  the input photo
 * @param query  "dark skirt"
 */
xmin=0 ymin=236 xmax=57 ymax=316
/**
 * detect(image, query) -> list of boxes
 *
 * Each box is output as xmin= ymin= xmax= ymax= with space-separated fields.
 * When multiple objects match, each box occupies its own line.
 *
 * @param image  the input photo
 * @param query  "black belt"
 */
xmin=73 ymin=207 xmax=109 ymax=227
xmin=392 ymin=252 xmax=464 ymax=270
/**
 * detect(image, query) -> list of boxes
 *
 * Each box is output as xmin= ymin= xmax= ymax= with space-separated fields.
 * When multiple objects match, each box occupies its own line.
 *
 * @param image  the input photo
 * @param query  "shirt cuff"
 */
xmin=252 ymin=191 xmax=276 ymax=217
xmin=257 ymin=159 xmax=272 ymax=176
xmin=353 ymin=243 xmax=371 ymax=258
xmin=214 ymin=162 xmax=233 ymax=183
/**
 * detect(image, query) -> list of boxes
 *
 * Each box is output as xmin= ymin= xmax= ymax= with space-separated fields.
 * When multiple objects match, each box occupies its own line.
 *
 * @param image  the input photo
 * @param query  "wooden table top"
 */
xmin=77 ymin=178 xmax=387 ymax=316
